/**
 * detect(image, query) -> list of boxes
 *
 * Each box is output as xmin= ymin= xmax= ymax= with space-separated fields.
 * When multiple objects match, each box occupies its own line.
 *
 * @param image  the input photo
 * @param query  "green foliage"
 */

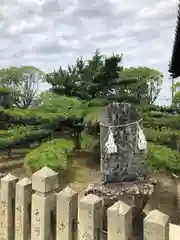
xmin=87 ymin=98 xmax=109 ymax=107
xmin=25 ymin=139 xmax=74 ymax=171
xmin=0 ymin=94 xmax=88 ymax=152
xmin=4 ymin=125 xmax=35 ymax=136
xmin=34 ymin=93 xmax=85 ymax=118
xmin=143 ymin=115 xmax=180 ymax=130
xmin=0 ymin=51 xmax=174 ymax=175
xmin=0 ymin=87 xmax=11 ymax=95
xmin=84 ymin=107 xmax=101 ymax=125
xmin=0 ymin=125 xmax=51 ymax=149
xmin=120 ymin=67 xmax=163 ymax=104
xmin=0 ymin=95 xmax=86 ymax=126
xmin=45 ymin=50 xmax=135 ymax=101
xmin=80 ymin=130 xmax=99 ymax=152
xmin=141 ymin=104 xmax=179 ymax=114
xmin=144 ymin=111 xmax=166 ymax=118
xmin=0 ymin=66 xmax=44 ymax=109
xmin=0 ymin=108 xmax=59 ymax=124
xmin=144 ymin=128 xmax=180 ymax=149
xmin=0 ymin=87 xmax=13 ymax=108
xmin=145 ymin=143 xmax=180 ymax=173
xmin=80 ymin=130 xmax=100 ymax=163
xmin=173 ymin=91 xmax=180 ymax=109
xmin=172 ymin=82 xmax=180 ymax=108
xmin=107 ymin=94 xmax=140 ymax=104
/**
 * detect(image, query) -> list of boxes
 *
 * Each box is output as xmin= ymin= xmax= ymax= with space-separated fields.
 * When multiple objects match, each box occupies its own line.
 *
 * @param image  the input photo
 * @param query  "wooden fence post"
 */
xmin=15 ymin=177 xmax=32 ymax=240
xmin=0 ymin=173 xmax=18 ymax=240
xmin=78 ymin=194 xmax=102 ymax=240
xmin=56 ymin=186 xmax=78 ymax=240
xmin=31 ymin=166 xmax=59 ymax=240
xmin=107 ymin=200 xmax=132 ymax=240
xmin=144 ymin=209 xmax=169 ymax=240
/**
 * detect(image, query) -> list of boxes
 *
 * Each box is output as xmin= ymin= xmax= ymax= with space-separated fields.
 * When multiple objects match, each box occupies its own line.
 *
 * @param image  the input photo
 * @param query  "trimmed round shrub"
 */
xmin=24 ymin=138 xmax=74 ymax=172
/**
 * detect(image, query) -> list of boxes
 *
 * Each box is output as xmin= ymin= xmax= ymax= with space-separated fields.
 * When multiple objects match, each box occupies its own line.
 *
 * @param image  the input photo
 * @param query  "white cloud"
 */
xmin=0 ymin=0 xmax=178 ymax=104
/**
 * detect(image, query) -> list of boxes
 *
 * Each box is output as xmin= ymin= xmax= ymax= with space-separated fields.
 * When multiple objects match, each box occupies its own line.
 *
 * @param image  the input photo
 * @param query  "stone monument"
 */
xmin=100 ymin=102 xmax=146 ymax=183
xmin=84 ymin=102 xmax=155 ymax=222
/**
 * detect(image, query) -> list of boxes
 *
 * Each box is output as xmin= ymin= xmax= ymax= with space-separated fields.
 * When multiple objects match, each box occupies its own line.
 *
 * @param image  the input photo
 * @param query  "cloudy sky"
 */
xmin=0 ymin=0 xmax=179 ymax=105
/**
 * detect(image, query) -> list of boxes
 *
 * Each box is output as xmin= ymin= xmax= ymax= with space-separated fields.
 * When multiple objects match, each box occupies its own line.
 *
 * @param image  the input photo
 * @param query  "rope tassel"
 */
xmin=137 ymin=124 xmax=147 ymax=150
xmin=105 ymin=128 xmax=117 ymax=153
xmin=101 ymin=118 xmax=146 ymax=153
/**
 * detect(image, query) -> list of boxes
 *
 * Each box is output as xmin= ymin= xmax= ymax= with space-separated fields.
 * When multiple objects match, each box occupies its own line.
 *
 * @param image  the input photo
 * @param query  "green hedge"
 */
xmin=141 ymin=104 xmax=179 ymax=114
xmin=0 ymin=96 xmax=85 ymax=125
xmin=143 ymin=116 xmax=180 ymax=129
xmin=0 ymin=126 xmax=51 ymax=149
xmin=145 ymin=143 xmax=180 ymax=173
xmin=25 ymin=138 xmax=74 ymax=171
xmin=144 ymin=128 xmax=180 ymax=149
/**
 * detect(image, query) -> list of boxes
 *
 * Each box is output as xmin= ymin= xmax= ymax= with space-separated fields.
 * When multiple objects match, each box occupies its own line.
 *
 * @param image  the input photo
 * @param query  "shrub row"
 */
xmin=141 ymin=104 xmax=180 ymax=114
xmin=0 ymin=95 xmax=85 ymax=125
xmin=144 ymin=128 xmax=180 ymax=149
xmin=145 ymin=142 xmax=180 ymax=173
xmin=0 ymin=126 xmax=52 ymax=149
xmin=143 ymin=116 xmax=180 ymax=130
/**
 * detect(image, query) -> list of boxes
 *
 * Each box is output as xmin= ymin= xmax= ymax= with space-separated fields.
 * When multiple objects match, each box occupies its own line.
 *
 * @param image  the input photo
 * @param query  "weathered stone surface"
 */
xmin=107 ymin=200 xmax=132 ymax=240
xmin=78 ymin=194 xmax=102 ymax=240
xmin=15 ymin=178 xmax=32 ymax=240
xmin=100 ymin=102 xmax=146 ymax=183
xmin=144 ymin=209 xmax=169 ymax=240
xmin=31 ymin=167 xmax=58 ymax=240
xmin=0 ymin=173 xmax=18 ymax=240
xmin=32 ymin=166 xmax=59 ymax=193
xmin=56 ymin=186 xmax=78 ymax=240
xmin=84 ymin=182 xmax=154 ymax=204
